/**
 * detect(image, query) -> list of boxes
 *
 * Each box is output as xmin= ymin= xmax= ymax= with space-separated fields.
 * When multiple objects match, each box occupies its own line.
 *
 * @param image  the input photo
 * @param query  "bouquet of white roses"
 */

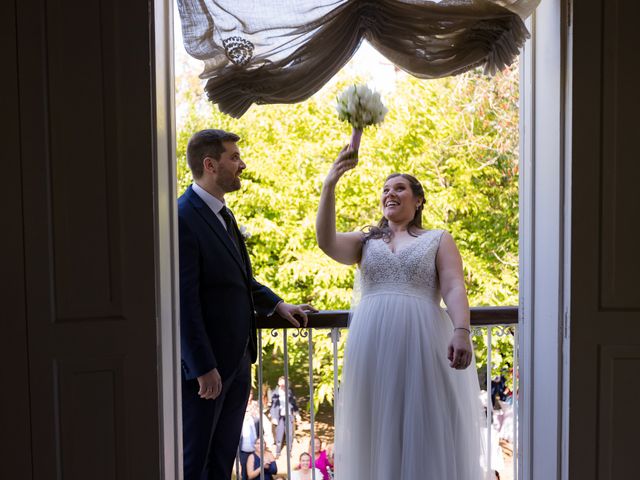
xmin=336 ymin=84 xmax=388 ymax=152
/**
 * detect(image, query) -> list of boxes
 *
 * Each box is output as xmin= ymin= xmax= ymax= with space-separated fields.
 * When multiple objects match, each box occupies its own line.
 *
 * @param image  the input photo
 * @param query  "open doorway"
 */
xmin=154 ymin=2 xmax=569 ymax=480
xmin=176 ymin=29 xmax=520 ymax=480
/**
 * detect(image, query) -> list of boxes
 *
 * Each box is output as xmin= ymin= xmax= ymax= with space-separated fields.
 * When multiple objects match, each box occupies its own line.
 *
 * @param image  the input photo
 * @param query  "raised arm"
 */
xmin=316 ymin=146 xmax=363 ymax=265
xmin=436 ymin=231 xmax=473 ymax=370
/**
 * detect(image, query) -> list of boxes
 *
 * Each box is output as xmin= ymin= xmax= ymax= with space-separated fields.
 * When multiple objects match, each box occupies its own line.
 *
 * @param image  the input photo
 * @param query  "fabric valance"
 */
xmin=177 ymin=0 xmax=539 ymax=117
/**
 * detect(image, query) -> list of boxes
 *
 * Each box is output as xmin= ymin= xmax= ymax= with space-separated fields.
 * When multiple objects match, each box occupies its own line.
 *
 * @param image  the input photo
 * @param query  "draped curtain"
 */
xmin=177 ymin=0 xmax=539 ymax=117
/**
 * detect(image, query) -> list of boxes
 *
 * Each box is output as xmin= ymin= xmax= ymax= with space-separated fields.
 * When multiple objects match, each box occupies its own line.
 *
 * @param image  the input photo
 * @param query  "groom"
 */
xmin=179 ymin=129 xmax=312 ymax=479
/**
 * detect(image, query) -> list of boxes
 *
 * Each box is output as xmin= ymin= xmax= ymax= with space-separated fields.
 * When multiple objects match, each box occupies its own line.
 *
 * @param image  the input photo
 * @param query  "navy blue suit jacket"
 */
xmin=178 ymin=185 xmax=282 ymax=381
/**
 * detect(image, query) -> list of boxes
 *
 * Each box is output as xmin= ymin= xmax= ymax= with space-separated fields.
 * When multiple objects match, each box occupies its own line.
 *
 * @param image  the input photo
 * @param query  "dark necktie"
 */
xmin=219 ymin=206 xmax=244 ymax=258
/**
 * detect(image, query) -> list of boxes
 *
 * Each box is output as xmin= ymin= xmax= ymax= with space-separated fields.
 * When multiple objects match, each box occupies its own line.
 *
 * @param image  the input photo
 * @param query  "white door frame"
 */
xmin=152 ymin=1 xmax=573 ymax=479
xmin=153 ymin=0 xmax=182 ymax=478
xmin=519 ymin=2 xmax=571 ymax=480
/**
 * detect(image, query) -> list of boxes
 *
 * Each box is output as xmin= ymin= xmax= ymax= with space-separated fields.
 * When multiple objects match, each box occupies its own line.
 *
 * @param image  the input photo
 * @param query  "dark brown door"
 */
xmin=569 ymin=1 xmax=640 ymax=478
xmin=2 ymin=0 xmax=163 ymax=477
xmin=0 ymin=0 xmax=33 ymax=475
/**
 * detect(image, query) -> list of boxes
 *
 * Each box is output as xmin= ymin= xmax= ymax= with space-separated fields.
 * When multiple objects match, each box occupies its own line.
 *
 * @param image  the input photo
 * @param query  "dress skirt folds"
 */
xmin=334 ymin=230 xmax=486 ymax=479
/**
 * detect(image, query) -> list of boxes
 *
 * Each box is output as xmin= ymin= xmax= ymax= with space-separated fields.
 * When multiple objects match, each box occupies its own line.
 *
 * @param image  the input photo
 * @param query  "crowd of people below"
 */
xmin=237 ymin=375 xmax=518 ymax=480
xmin=238 ymin=378 xmax=334 ymax=480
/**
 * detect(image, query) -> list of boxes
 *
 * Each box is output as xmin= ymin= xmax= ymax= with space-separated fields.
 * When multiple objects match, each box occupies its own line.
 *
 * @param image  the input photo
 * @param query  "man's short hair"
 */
xmin=186 ymin=129 xmax=240 ymax=179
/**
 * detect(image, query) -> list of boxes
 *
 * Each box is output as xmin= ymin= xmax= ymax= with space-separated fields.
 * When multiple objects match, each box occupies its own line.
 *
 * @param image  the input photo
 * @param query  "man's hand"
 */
xmin=197 ymin=368 xmax=222 ymax=400
xmin=275 ymin=302 xmax=317 ymax=328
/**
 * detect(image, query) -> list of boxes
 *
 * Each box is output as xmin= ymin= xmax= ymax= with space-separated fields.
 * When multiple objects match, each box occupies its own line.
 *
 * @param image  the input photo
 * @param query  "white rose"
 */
xmin=367 ymin=98 xmax=379 ymax=112
xmin=347 ymin=101 xmax=357 ymax=117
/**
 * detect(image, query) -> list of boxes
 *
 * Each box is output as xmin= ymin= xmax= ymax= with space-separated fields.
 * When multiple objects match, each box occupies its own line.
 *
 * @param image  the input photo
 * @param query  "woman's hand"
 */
xmin=324 ymin=145 xmax=358 ymax=187
xmin=447 ymin=330 xmax=473 ymax=369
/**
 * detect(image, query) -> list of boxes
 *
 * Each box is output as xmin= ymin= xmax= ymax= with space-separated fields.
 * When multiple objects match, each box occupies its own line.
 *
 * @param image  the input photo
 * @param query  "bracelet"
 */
xmin=454 ymin=327 xmax=471 ymax=334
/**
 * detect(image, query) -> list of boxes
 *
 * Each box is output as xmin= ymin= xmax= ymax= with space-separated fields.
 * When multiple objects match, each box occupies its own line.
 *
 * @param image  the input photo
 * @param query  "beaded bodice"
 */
xmin=359 ymin=229 xmax=444 ymax=301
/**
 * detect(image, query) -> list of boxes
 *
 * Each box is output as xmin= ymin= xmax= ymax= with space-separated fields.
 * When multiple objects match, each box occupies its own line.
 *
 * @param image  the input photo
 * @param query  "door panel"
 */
xmin=8 ymin=0 xmax=163 ymax=477
xmin=569 ymin=1 xmax=640 ymax=479
xmin=0 ymin=0 xmax=33 ymax=476
xmin=597 ymin=346 xmax=640 ymax=478
xmin=598 ymin=1 xmax=640 ymax=309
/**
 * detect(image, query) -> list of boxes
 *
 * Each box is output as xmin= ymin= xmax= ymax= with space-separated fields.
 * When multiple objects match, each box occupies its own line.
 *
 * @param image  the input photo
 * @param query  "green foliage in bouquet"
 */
xmin=176 ymin=62 xmax=520 ymax=412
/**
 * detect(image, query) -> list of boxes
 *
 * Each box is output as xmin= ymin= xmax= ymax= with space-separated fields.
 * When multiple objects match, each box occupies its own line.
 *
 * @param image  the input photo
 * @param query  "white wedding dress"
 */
xmin=334 ymin=230 xmax=486 ymax=480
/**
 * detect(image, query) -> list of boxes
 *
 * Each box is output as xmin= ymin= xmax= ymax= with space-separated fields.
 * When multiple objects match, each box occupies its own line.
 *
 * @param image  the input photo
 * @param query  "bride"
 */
xmin=315 ymin=146 xmax=485 ymax=479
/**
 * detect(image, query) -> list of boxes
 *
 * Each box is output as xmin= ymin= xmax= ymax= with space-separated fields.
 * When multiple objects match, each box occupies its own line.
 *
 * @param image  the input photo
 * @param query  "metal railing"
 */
xmin=236 ymin=306 xmax=518 ymax=480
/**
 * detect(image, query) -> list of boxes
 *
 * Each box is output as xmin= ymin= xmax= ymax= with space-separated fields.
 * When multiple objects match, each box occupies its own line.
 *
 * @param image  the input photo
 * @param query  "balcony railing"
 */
xmin=237 ymin=306 xmax=518 ymax=480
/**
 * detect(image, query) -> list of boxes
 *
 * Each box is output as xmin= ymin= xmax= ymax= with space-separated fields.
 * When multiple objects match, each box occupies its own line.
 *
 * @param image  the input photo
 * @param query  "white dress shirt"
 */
xmin=277 ymin=388 xmax=287 ymax=417
xmin=240 ymin=413 xmax=257 ymax=453
xmin=192 ymin=182 xmax=227 ymax=230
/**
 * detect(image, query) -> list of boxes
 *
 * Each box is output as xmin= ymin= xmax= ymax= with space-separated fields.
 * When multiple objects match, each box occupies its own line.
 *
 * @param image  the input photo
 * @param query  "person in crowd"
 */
xmin=325 ymin=443 xmax=335 ymax=479
xmin=491 ymin=374 xmax=508 ymax=407
xmin=246 ymin=439 xmax=278 ymax=480
xmin=270 ymin=376 xmax=300 ymax=457
xmin=239 ymin=390 xmax=276 ymax=480
xmin=239 ymin=402 xmax=258 ymax=480
xmin=262 ymin=383 xmax=271 ymax=410
xmin=291 ymin=452 xmax=324 ymax=480
xmin=308 ymin=438 xmax=331 ymax=480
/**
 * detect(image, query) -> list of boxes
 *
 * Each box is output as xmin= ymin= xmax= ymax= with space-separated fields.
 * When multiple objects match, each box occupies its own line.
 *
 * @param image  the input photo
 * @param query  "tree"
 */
xmin=175 ymin=61 xmax=520 ymax=412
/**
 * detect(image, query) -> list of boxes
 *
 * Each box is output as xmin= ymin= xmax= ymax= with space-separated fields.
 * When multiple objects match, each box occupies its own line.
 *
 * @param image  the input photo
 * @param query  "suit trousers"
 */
xmin=182 ymin=351 xmax=251 ymax=480
xmin=274 ymin=415 xmax=293 ymax=455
